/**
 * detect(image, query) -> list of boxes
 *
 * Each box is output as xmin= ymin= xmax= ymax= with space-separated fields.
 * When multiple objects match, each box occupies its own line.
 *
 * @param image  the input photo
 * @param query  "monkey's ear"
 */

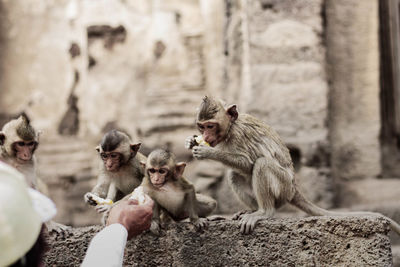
xmin=95 ymin=146 xmax=100 ymax=153
xmin=175 ymin=162 xmax=186 ymax=178
xmin=130 ymin=143 xmax=141 ymax=154
xmin=226 ymin=104 xmax=238 ymax=122
xmin=140 ymin=161 xmax=146 ymax=169
xmin=0 ymin=132 xmax=5 ymax=146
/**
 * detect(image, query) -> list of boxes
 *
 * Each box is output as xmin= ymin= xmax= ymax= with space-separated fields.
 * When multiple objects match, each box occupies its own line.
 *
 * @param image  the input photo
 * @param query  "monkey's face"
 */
xmin=197 ymin=121 xmax=224 ymax=147
xmin=12 ymin=141 xmax=38 ymax=162
xmin=147 ymin=166 xmax=169 ymax=188
xmin=100 ymin=152 xmax=123 ymax=172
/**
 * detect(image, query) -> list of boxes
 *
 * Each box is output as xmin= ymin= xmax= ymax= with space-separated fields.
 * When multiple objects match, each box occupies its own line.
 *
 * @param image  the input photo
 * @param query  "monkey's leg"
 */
xmin=239 ymin=157 xmax=279 ymax=234
xmin=195 ymin=193 xmax=217 ymax=217
xmin=228 ymin=171 xmax=258 ymax=220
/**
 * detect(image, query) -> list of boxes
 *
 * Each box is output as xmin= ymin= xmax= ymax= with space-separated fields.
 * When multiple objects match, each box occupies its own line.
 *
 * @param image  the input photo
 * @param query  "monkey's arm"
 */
xmin=90 ymin=175 xmax=111 ymax=198
xmin=192 ymin=146 xmax=253 ymax=175
xmin=186 ymin=188 xmax=207 ymax=230
xmin=150 ymin=202 xmax=161 ymax=235
xmin=106 ymin=182 xmax=118 ymax=201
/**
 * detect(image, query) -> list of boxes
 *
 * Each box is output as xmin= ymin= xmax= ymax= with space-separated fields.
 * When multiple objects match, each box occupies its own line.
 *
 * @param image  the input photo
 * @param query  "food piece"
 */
xmin=194 ymin=135 xmax=210 ymax=147
xmin=129 ymin=186 xmax=146 ymax=204
xmin=86 ymin=192 xmax=113 ymax=206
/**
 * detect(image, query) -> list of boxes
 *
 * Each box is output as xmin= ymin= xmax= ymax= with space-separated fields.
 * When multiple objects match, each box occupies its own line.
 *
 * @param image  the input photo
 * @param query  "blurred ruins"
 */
xmin=0 ymin=0 xmax=399 ymax=247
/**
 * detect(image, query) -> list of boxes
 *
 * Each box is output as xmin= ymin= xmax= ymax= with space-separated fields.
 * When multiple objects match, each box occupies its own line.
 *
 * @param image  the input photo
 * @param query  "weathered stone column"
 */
xmin=326 ymin=0 xmax=381 ymax=180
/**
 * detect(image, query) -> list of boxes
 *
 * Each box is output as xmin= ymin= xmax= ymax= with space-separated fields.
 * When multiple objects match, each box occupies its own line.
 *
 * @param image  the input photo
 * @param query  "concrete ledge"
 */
xmin=44 ymin=216 xmax=393 ymax=266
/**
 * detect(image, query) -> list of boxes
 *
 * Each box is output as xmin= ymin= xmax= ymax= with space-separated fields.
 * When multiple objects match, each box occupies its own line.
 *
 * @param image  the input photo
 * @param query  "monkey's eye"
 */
xmin=207 ymin=125 xmax=214 ymax=129
xmin=197 ymin=124 xmax=205 ymax=130
xmin=159 ymin=169 xmax=167 ymax=174
xmin=27 ymin=142 xmax=36 ymax=147
xmin=148 ymin=169 xmax=156 ymax=174
xmin=16 ymin=141 xmax=25 ymax=147
xmin=110 ymin=153 xmax=119 ymax=159
xmin=100 ymin=153 xmax=108 ymax=160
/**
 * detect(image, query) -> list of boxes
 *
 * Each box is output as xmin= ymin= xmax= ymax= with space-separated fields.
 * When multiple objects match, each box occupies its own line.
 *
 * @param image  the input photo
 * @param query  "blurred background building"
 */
xmin=0 ymin=0 xmax=399 ymax=245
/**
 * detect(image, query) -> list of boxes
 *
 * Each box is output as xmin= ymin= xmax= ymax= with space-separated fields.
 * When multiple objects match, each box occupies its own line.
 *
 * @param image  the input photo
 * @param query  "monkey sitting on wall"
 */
xmin=0 ymin=114 xmax=41 ymax=189
xmin=0 ymin=114 xmax=69 ymax=233
xmin=138 ymin=149 xmax=217 ymax=235
xmin=186 ymin=96 xmax=400 ymax=234
xmin=84 ymin=130 xmax=146 ymax=213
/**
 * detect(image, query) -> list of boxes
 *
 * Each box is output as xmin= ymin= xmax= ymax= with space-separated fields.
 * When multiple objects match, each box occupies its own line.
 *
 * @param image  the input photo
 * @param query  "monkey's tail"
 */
xmin=290 ymin=188 xmax=400 ymax=235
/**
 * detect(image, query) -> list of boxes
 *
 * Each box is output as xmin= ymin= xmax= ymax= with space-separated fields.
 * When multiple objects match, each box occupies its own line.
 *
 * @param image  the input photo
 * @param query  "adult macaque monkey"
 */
xmin=140 ymin=149 xmax=217 ymax=235
xmin=84 ymin=130 xmax=146 ymax=213
xmin=186 ymin=96 xmax=400 ymax=234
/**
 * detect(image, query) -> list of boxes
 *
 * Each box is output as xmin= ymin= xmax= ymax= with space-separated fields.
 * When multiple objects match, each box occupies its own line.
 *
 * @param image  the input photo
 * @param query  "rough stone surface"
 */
xmin=44 ymin=216 xmax=393 ymax=266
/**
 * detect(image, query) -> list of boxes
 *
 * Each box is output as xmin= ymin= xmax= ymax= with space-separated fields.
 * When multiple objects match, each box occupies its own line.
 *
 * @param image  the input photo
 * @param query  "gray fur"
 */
xmin=191 ymin=99 xmax=400 ymax=235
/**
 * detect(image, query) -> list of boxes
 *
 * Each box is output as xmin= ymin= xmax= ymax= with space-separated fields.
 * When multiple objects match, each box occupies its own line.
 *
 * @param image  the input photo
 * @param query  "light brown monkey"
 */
xmin=84 ymin=130 xmax=146 ymax=213
xmin=0 ymin=114 xmax=69 ymax=233
xmin=186 ymin=96 xmax=400 ymax=234
xmin=139 ymin=149 xmax=217 ymax=235
xmin=0 ymin=114 xmax=40 ymax=189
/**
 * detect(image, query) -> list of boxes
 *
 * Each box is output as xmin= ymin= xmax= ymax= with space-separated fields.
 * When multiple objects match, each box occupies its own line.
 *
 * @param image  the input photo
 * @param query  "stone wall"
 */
xmin=44 ymin=216 xmax=393 ymax=266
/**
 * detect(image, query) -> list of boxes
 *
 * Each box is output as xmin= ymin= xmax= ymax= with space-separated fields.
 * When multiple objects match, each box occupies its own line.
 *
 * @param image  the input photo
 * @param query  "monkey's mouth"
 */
xmin=106 ymin=166 xmax=119 ymax=172
xmin=152 ymin=182 xmax=164 ymax=188
xmin=17 ymin=157 xmax=31 ymax=163
xmin=209 ymin=140 xmax=219 ymax=147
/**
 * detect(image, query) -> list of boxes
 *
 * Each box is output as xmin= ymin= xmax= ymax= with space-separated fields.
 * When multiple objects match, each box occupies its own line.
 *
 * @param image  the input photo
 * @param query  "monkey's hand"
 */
xmin=84 ymin=192 xmax=113 ymax=206
xmin=232 ymin=210 xmax=252 ymax=220
xmin=95 ymin=204 xmax=112 ymax=214
xmin=192 ymin=145 xmax=214 ymax=160
xmin=185 ymin=135 xmax=198 ymax=149
xmin=150 ymin=220 xmax=161 ymax=235
xmin=192 ymin=217 xmax=208 ymax=230
xmin=84 ymin=192 xmax=98 ymax=206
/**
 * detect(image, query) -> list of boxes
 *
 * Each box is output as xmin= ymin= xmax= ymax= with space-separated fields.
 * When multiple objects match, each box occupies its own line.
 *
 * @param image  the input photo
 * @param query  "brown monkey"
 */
xmin=0 ymin=114 xmax=41 ymax=189
xmin=84 ymin=130 xmax=146 ymax=213
xmin=140 ymin=149 xmax=217 ymax=235
xmin=186 ymin=96 xmax=400 ymax=234
xmin=0 ymin=114 xmax=69 ymax=233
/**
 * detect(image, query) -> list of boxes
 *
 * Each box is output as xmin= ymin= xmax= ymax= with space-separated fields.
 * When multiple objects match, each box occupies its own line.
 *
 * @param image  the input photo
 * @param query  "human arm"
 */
xmin=81 ymin=196 xmax=154 ymax=267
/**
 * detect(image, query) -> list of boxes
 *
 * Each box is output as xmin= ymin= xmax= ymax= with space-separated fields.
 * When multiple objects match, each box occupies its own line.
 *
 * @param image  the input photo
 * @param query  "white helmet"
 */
xmin=0 ymin=162 xmax=56 ymax=266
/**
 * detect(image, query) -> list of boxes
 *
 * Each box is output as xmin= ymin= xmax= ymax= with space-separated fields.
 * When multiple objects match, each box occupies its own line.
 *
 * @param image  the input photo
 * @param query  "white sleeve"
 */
xmin=81 ymin=223 xmax=128 ymax=267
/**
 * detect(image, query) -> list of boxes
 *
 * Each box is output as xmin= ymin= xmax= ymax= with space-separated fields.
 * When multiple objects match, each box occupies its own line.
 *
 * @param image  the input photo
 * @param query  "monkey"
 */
xmin=84 ymin=130 xmax=146 ymax=214
xmin=0 ymin=114 xmax=70 ymax=233
xmin=186 ymin=96 xmax=400 ymax=234
xmin=138 ymin=149 xmax=217 ymax=235
xmin=0 ymin=114 xmax=43 ymax=190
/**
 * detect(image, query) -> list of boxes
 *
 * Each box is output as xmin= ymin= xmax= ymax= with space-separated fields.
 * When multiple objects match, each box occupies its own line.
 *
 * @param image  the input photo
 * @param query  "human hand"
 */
xmin=106 ymin=194 xmax=154 ymax=239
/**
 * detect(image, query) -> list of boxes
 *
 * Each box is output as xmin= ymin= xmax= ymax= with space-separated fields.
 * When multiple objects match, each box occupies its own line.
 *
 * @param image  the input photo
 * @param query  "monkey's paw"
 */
xmin=239 ymin=211 xmax=268 ymax=234
xmin=192 ymin=145 xmax=213 ymax=160
xmin=95 ymin=204 xmax=111 ymax=214
xmin=193 ymin=218 xmax=208 ymax=230
xmin=46 ymin=221 xmax=72 ymax=237
xmin=150 ymin=221 xmax=161 ymax=235
xmin=231 ymin=210 xmax=252 ymax=220
xmin=84 ymin=192 xmax=97 ymax=206
xmin=185 ymin=135 xmax=198 ymax=149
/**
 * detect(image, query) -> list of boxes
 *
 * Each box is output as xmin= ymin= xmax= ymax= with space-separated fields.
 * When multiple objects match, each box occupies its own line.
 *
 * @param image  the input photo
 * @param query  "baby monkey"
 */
xmin=140 ymin=149 xmax=217 ymax=235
